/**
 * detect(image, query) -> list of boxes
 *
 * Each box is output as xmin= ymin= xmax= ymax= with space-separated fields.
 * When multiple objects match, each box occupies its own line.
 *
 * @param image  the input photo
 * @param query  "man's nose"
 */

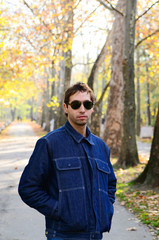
xmin=79 ymin=103 xmax=85 ymax=112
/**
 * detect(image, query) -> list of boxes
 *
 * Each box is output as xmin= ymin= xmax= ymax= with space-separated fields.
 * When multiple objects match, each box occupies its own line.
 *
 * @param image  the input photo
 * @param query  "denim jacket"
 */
xmin=18 ymin=121 xmax=117 ymax=239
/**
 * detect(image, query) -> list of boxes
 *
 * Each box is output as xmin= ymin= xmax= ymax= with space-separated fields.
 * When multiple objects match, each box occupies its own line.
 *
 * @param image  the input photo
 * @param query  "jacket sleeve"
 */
xmin=107 ymin=149 xmax=117 ymax=204
xmin=18 ymin=138 xmax=58 ymax=219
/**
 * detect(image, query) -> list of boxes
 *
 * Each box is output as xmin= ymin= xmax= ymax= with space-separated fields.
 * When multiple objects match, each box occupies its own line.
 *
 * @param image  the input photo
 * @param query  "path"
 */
xmin=0 ymin=122 xmax=44 ymax=240
xmin=0 ymin=122 xmax=154 ymax=240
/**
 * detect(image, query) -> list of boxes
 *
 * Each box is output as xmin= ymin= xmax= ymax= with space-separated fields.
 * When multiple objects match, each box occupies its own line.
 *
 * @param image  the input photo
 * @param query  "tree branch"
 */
xmin=136 ymin=1 xmax=159 ymax=21
xmin=87 ymin=29 xmax=112 ymax=90
xmin=23 ymin=0 xmax=54 ymax=37
xmin=97 ymin=0 xmax=124 ymax=16
xmin=96 ymin=81 xmax=110 ymax=107
xmin=96 ymin=0 xmax=112 ymax=11
xmin=72 ymin=61 xmax=95 ymax=67
xmin=23 ymin=0 xmax=34 ymax=14
xmin=74 ymin=5 xmax=100 ymax=35
xmin=135 ymin=29 xmax=159 ymax=48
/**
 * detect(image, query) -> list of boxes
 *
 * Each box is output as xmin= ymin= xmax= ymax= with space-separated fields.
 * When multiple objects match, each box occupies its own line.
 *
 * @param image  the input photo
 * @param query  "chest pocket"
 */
xmin=96 ymin=159 xmax=110 ymax=191
xmin=55 ymin=157 xmax=84 ymax=190
xmin=96 ymin=160 xmax=110 ymax=174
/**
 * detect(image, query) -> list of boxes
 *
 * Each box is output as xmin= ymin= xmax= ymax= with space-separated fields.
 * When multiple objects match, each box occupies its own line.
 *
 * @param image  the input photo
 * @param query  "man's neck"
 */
xmin=68 ymin=120 xmax=87 ymax=137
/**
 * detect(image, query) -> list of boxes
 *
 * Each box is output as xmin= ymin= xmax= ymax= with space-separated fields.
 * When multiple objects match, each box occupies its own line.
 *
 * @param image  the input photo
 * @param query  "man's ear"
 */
xmin=63 ymin=103 xmax=68 ymax=114
xmin=92 ymin=104 xmax=94 ymax=113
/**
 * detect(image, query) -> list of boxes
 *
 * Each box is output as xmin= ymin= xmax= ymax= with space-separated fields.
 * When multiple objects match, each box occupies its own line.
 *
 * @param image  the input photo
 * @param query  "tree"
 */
xmin=117 ymin=0 xmax=139 ymax=167
xmin=136 ymin=48 xmax=141 ymax=136
xmin=87 ymin=0 xmax=125 ymax=137
xmin=135 ymin=0 xmax=159 ymax=128
xmin=87 ymin=31 xmax=111 ymax=136
xmin=134 ymin=107 xmax=159 ymax=187
xmin=54 ymin=0 xmax=74 ymax=129
xmin=102 ymin=0 xmax=126 ymax=156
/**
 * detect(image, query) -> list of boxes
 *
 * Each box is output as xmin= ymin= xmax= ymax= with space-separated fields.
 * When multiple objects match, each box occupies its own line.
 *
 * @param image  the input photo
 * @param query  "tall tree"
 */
xmin=134 ymin=107 xmax=159 ymax=187
xmin=102 ymin=0 xmax=126 ymax=156
xmin=146 ymin=64 xmax=151 ymax=126
xmin=87 ymin=30 xmax=111 ymax=136
xmin=117 ymin=0 xmax=139 ymax=167
xmin=54 ymin=0 xmax=74 ymax=129
xmin=87 ymin=0 xmax=125 ymax=137
xmin=136 ymin=48 xmax=141 ymax=136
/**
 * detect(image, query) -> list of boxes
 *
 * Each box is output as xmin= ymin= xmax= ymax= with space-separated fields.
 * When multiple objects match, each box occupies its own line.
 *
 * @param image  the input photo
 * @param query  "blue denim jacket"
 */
xmin=18 ymin=121 xmax=116 ymax=239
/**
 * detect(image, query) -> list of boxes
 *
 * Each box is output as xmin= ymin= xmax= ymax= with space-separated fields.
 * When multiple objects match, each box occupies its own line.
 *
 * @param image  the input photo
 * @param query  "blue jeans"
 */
xmin=47 ymin=238 xmax=63 ymax=240
xmin=47 ymin=239 xmax=101 ymax=240
xmin=47 ymin=238 xmax=96 ymax=240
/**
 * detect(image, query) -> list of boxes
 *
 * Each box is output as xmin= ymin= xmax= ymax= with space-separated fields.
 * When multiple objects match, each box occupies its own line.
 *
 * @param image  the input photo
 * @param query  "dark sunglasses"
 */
xmin=68 ymin=100 xmax=93 ymax=110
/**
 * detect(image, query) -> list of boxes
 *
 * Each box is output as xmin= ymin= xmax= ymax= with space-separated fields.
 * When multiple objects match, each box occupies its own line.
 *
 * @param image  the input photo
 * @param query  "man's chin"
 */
xmin=76 ymin=120 xmax=87 ymax=126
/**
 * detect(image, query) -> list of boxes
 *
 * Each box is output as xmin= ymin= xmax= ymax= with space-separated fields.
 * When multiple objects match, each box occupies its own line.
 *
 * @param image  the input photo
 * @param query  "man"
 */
xmin=18 ymin=82 xmax=117 ymax=240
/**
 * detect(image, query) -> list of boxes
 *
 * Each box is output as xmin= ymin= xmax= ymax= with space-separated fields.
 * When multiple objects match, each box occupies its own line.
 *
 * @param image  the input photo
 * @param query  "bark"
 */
xmin=54 ymin=54 xmax=66 ymax=130
xmin=102 ymin=0 xmax=126 ymax=156
xmin=136 ymin=49 xmax=141 ymax=136
xmin=146 ymin=65 xmax=151 ymax=125
xmin=54 ymin=0 xmax=73 ymax=129
xmin=41 ymin=90 xmax=46 ymax=128
xmin=45 ymin=77 xmax=51 ymax=132
xmin=134 ymin=108 xmax=159 ymax=187
xmin=11 ymin=107 xmax=16 ymax=121
xmin=117 ymin=0 xmax=139 ymax=167
xmin=90 ymin=82 xmax=110 ymax=136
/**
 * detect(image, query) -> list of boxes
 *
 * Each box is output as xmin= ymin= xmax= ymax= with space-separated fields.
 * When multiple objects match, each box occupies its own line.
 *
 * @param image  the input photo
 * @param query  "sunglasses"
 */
xmin=68 ymin=100 xmax=93 ymax=110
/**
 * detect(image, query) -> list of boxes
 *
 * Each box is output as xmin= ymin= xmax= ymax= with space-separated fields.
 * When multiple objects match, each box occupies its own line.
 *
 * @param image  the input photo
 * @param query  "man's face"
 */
xmin=64 ymin=91 xmax=94 ymax=127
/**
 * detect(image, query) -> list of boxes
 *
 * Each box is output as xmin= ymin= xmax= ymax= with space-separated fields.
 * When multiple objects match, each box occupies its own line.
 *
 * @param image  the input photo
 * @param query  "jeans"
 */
xmin=47 ymin=238 xmax=63 ymax=240
xmin=47 ymin=239 xmax=101 ymax=240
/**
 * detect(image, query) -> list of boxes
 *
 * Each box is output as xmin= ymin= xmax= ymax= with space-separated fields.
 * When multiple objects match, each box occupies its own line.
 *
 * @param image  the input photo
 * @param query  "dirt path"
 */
xmin=0 ymin=122 xmax=154 ymax=240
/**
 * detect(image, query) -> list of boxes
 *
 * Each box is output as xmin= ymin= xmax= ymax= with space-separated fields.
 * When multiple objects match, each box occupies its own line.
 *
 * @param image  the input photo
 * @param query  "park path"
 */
xmin=0 ymin=122 xmax=154 ymax=240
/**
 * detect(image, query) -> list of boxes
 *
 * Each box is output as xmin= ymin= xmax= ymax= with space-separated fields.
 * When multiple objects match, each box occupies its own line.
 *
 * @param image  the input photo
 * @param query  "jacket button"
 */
xmin=68 ymin=164 xmax=71 ymax=167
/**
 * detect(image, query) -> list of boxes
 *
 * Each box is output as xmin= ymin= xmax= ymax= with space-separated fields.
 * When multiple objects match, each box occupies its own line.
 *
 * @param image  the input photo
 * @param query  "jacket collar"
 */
xmin=64 ymin=120 xmax=95 ymax=145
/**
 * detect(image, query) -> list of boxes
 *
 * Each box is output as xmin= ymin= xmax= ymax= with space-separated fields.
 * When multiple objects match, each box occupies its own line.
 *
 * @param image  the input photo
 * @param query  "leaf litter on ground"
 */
xmin=111 ymin=156 xmax=159 ymax=239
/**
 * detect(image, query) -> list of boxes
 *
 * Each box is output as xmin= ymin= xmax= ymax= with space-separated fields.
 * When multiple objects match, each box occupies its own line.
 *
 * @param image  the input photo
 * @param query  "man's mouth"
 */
xmin=78 ymin=116 xmax=87 ymax=119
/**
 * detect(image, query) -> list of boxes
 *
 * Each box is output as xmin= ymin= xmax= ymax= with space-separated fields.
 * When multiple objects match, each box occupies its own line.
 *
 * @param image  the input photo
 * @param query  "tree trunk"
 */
xmin=102 ymin=0 xmax=126 ymax=156
xmin=45 ymin=77 xmax=51 ymax=132
xmin=54 ymin=0 xmax=73 ymax=129
xmin=11 ymin=107 xmax=16 ymax=121
xmin=90 ymin=82 xmax=110 ymax=136
xmin=117 ymin=0 xmax=139 ymax=168
xmin=54 ymin=54 xmax=65 ymax=130
xmin=136 ymin=49 xmax=141 ymax=136
xmin=146 ymin=65 xmax=151 ymax=125
xmin=41 ymin=90 xmax=46 ymax=128
xmin=134 ymin=107 xmax=159 ymax=187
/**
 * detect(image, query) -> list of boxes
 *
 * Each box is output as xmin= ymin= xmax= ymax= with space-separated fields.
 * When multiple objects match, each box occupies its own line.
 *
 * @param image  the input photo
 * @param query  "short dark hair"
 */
xmin=64 ymin=82 xmax=95 ymax=106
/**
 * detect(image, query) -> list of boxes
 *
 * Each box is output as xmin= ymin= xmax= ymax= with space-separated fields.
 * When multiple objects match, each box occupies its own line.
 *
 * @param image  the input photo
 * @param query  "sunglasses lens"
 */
xmin=83 ymin=101 xmax=93 ymax=109
xmin=70 ymin=101 xmax=81 ymax=109
xmin=69 ymin=100 xmax=93 ymax=110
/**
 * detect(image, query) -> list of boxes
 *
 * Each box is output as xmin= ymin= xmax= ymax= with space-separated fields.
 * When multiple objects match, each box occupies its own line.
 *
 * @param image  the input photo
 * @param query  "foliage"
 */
xmin=135 ymin=0 xmax=159 ymax=126
xmin=0 ymin=0 xmax=158 ymax=127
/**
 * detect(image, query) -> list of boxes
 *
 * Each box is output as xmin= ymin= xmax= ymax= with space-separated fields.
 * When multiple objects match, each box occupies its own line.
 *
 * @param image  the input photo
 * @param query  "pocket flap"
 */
xmin=96 ymin=160 xmax=110 ymax=174
xmin=55 ymin=157 xmax=81 ymax=171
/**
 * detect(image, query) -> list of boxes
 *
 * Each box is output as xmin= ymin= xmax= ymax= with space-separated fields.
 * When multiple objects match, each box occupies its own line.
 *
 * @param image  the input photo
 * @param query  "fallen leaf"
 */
xmin=126 ymin=227 xmax=137 ymax=231
xmin=120 ymin=201 xmax=126 ymax=206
